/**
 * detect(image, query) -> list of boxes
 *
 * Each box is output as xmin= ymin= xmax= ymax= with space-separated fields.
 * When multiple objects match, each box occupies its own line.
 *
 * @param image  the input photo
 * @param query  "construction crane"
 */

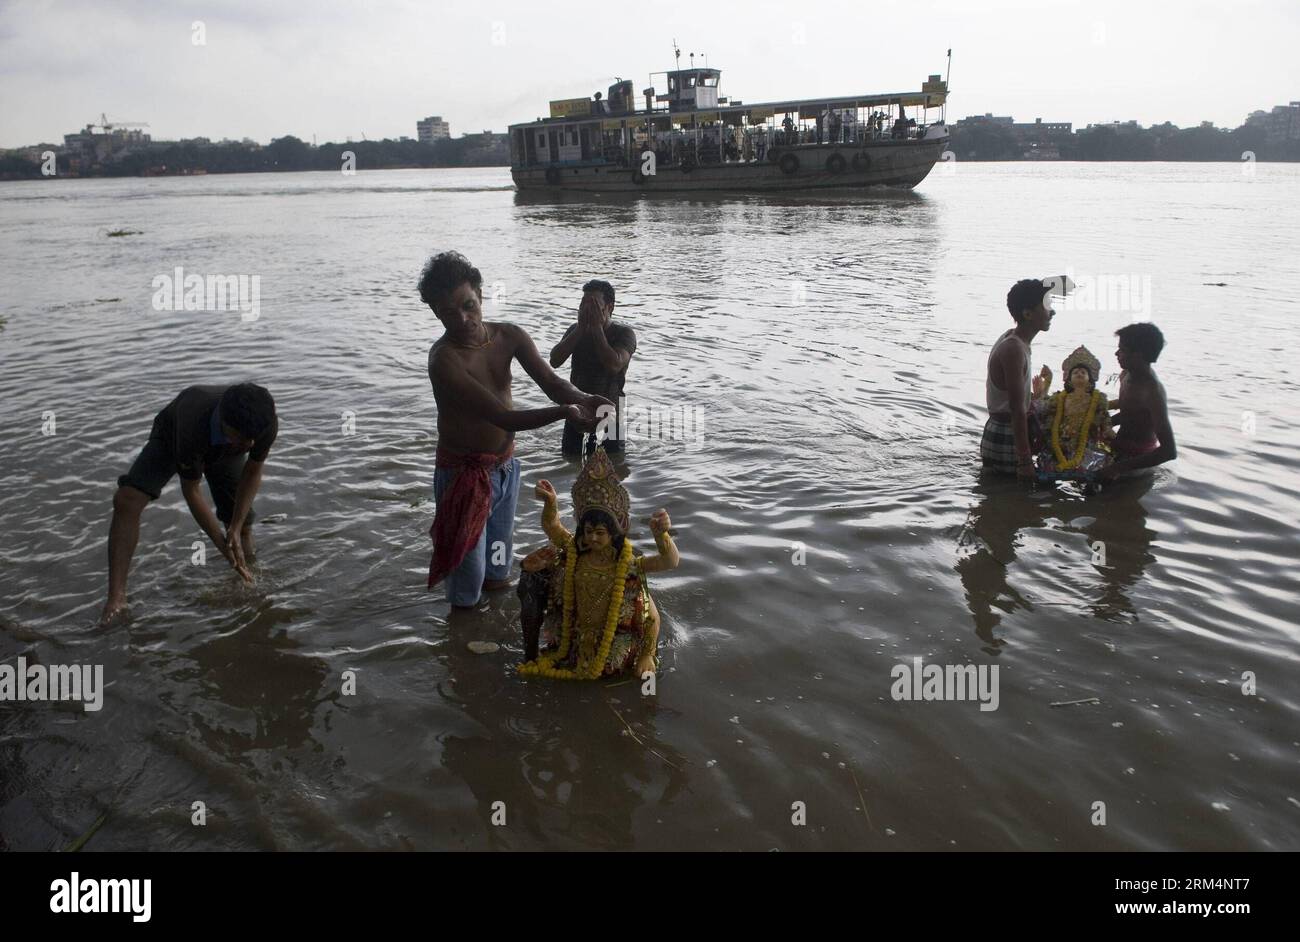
xmin=90 ymin=113 xmax=150 ymax=133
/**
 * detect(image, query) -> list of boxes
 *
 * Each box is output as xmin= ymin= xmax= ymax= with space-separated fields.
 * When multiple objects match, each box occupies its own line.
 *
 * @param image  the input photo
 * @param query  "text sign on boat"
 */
xmin=549 ymin=98 xmax=592 ymax=118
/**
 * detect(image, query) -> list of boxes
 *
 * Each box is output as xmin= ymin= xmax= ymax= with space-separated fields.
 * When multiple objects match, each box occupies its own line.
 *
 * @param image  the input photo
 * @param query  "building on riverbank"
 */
xmin=1245 ymin=102 xmax=1300 ymax=145
xmin=954 ymin=113 xmax=1073 ymax=158
xmin=417 ymin=116 xmax=451 ymax=145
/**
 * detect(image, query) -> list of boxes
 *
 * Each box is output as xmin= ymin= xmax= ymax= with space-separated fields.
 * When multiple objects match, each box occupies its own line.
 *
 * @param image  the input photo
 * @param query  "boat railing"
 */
xmin=514 ymin=112 xmax=943 ymax=171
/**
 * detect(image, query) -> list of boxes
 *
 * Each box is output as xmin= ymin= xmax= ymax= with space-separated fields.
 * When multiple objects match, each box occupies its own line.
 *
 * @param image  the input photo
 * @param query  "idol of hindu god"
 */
xmin=516 ymin=446 xmax=680 ymax=680
xmin=1034 ymin=345 xmax=1115 ymax=477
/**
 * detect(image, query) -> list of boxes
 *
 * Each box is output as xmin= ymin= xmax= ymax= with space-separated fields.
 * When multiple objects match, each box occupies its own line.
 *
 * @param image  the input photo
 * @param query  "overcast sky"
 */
xmin=1 ymin=0 xmax=1296 ymax=147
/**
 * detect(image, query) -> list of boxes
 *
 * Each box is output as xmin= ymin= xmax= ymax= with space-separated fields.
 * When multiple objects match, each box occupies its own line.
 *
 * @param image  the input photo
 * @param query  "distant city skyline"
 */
xmin=2 ymin=0 xmax=1296 ymax=148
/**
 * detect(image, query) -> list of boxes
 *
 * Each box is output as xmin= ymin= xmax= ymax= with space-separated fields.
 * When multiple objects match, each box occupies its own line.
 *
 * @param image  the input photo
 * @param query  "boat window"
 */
xmin=668 ymin=76 xmax=678 ymax=92
xmin=687 ymin=75 xmax=696 ymax=87
xmin=702 ymin=75 xmax=718 ymax=87
xmin=537 ymin=132 xmax=545 ymax=147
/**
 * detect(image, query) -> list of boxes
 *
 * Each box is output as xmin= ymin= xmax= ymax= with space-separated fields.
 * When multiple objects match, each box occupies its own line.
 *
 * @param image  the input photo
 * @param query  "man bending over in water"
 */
xmin=102 ymin=383 xmax=277 ymax=622
xmin=982 ymin=278 xmax=1055 ymax=480
xmin=421 ymin=251 xmax=611 ymax=608
xmin=1100 ymin=322 xmax=1176 ymax=482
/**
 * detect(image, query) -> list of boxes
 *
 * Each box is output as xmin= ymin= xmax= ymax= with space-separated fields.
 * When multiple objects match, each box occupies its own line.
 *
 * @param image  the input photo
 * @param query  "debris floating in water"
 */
xmin=64 ymin=811 xmax=109 ymax=852
xmin=106 ymin=229 xmax=141 ymax=237
xmin=1050 ymin=697 xmax=1101 ymax=707
xmin=467 ymin=641 xmax=499 ymax=655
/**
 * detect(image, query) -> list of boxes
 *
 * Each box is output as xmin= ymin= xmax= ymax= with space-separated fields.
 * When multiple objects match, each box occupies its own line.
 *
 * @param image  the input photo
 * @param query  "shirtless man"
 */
xmin=420 ymin=251 xmax=611 ymax=608
xmin=1099 ymin=322 xmax=1176 ymax=482
xmin=982 ymin=278 xmax=1055 ymax=480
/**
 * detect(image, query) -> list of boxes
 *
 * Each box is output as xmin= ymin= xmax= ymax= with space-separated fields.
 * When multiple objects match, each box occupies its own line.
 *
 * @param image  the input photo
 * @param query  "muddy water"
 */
xmin=1 ymin=163 xmax=1297 ymax=850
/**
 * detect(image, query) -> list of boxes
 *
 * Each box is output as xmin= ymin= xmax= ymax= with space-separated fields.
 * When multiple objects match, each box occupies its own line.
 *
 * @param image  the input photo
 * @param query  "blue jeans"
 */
xmin=433 ymin=457 xmax=521 ymax=606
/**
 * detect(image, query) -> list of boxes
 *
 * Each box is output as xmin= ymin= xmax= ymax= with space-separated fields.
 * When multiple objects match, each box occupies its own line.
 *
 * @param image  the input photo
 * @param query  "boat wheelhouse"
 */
xmin=509 ymin=59 xmax=950 ymax=193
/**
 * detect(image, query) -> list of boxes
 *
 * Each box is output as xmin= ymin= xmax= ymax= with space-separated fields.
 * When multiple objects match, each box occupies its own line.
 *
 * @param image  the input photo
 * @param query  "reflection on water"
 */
xmin=958 ymin=474 xmax=1157 ymax=652
xmin=442 ymin=613 xmax=692 ymax=850
xmin=1 ymin=164 xmax=1299 ymax=851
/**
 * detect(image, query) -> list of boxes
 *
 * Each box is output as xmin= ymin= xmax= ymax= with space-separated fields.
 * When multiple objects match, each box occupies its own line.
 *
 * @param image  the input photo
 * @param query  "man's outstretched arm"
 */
xmin=509 ymin=324 xmax=611 ymax=410
xmin=432 ymin=350 xmax=581 ymax=432
xmin=181 ymin=476 xmax=252 ymax=582
xmin=225 ymin=459 xmax=264 ymax=570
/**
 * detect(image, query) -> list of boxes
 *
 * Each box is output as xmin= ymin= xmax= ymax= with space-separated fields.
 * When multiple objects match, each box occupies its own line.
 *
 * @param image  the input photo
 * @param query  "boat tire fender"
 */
xmin=779 ymin=152 xmax=800 ymax=175
xmin=852 ymin=152 xmax=871 ymax=171
xmin=826 ymin=153 xmax=847 ymax=174
xmin=544 ymin=166 xmax=560 ymax=185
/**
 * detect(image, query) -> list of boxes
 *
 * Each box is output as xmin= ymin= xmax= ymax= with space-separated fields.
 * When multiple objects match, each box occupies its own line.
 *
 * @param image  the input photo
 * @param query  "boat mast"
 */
xmin=943 ymin=48 xmax=952 ymax=124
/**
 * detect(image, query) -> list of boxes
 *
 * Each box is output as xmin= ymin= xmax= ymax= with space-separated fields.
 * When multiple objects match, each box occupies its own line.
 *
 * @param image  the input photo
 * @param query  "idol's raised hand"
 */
xmin=1031 ymin=365 xmax=1053 ymax=399
xmin=649 ymin=508 xmax=671 ymax=536
xmin=534 ymin=479 xmax=558 ymax=505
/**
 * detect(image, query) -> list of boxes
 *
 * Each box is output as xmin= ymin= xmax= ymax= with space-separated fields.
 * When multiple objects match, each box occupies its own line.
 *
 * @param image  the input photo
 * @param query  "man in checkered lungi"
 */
xmin=983 ymin=279 xmax=1055 ymax=479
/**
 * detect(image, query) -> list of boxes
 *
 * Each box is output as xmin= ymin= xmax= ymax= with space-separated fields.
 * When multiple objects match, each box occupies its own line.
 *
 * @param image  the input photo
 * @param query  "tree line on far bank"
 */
xmin=0 ymin=134 xmax=506 ymax=179
xmin=3 ymin=119 xmax=1298 ymax=179
xmin=948 ymin=120 xmax=1297 ymax=161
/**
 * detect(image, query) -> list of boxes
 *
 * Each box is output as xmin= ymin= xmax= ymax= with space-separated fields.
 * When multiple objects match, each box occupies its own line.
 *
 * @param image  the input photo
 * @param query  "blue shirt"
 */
xmin=210 ymin=406 xmax=229 ymax=446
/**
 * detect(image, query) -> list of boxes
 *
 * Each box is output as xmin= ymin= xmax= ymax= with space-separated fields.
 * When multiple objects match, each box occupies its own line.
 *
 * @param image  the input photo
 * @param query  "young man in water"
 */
xmin=549 ymin=279 xmax=637 ymax=457
xmin=1100 ymin=322 xmax=1176 ymax=481
xmin=422 ymin=251 xmax=611 ymax=608
xmin=982 ymin=278 xmax=1055 ymax=480
xmin=101 ymin=383 xmax=278 ymax=622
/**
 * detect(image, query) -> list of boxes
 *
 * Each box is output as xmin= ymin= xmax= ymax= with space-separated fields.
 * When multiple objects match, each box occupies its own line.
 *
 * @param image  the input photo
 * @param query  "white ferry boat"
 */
xmin=509 ymin=53 xmax=950 ymax=193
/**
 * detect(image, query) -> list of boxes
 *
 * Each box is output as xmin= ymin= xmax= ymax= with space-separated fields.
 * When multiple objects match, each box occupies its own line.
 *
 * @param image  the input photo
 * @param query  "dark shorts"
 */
xmin=117 ymin=419 xmax=254 ymax=526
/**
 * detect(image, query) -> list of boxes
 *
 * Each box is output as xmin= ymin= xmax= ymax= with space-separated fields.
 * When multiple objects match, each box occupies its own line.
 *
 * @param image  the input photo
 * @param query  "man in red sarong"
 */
xmin=421 ymin=251 xmax=610 ymax=608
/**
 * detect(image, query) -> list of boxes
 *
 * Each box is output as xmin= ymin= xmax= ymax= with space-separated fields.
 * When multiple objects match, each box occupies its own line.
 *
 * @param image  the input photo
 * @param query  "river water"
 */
xmin=1 ymin=162 xmax=1297 ymax=850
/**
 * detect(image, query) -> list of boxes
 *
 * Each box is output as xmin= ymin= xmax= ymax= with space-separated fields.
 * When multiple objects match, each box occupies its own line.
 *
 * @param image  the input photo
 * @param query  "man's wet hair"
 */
xmin=219 ymin=383 xmax=276 ymax=440
xmin=1006 ymin=278 xmax=1049 ymax=322
xmin=1116 ymin=322 xmax=1165 ymax=363
xmin=583 ymin=279 xmax=616 ymax=307
xmin=419 ymin=251 xmax=482 ymax=309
